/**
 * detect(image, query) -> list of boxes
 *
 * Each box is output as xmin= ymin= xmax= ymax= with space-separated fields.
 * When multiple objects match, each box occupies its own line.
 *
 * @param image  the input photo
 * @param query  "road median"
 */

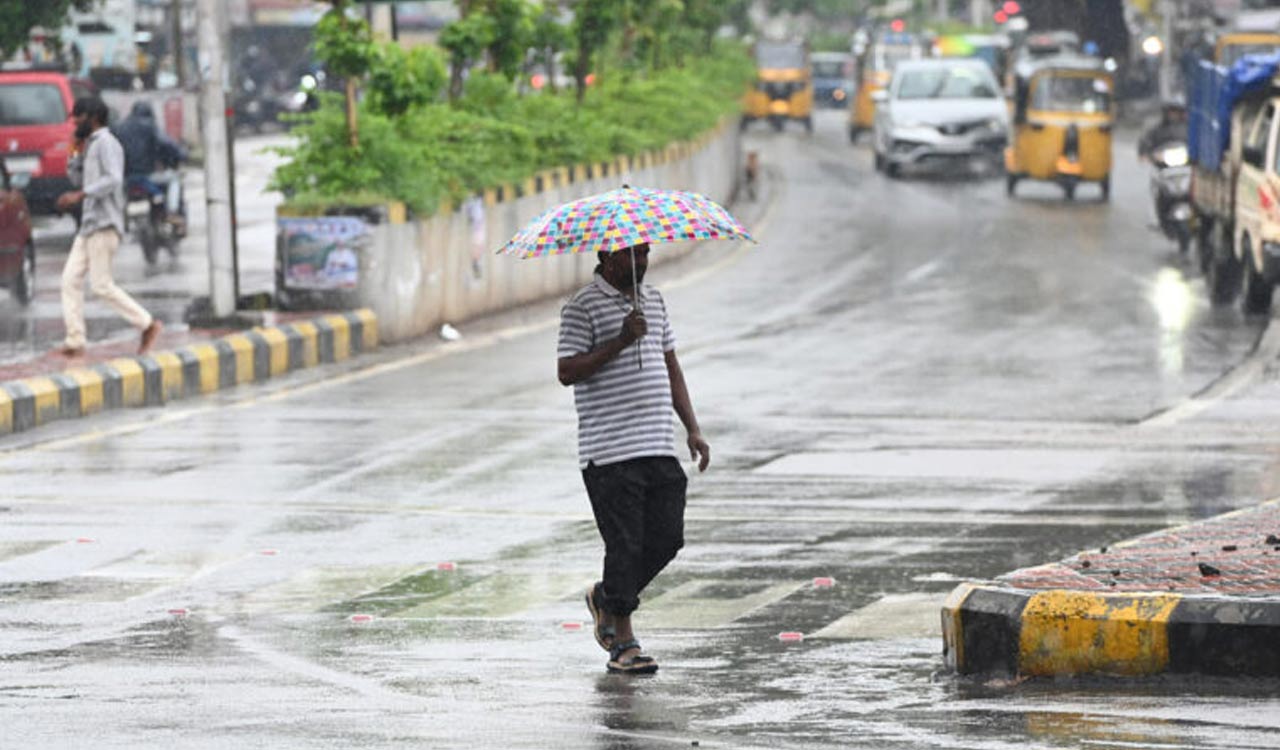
xmin=943 ymin=498 xmax=1280 ymax=678
xmin=0 ymin=309 xmax=377 ymax=436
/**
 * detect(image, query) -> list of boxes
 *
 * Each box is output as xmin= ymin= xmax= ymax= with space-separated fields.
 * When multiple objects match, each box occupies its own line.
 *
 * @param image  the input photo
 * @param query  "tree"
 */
xmin=570 ymin=0 xmax=618 ymax=102
xmin=367 ymin=44 xmax=447 ymax=116
xmin=482 ymin=0 xmax=535 ymax=80
xmin=314 ymin=1 xmax=377 ymax=147
xmin=439 ymin=12 xmax=496 ymax=101
xmin=0 ymin=0 xmax=95 ymax=62
xmin=529 ymin=3 xmax=571 ymax=92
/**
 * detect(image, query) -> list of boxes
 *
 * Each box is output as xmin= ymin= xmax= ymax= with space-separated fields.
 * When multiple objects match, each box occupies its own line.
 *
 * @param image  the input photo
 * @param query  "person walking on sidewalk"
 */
xmin=55 ymin=97 xmax=163 ymax=357
xmin=557 ymin=243 xmax=711 ymax=674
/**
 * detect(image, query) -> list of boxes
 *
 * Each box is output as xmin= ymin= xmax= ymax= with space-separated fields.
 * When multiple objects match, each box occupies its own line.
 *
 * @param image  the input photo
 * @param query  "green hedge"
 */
xmin=271 ymin=43 xmax=754 ymax=216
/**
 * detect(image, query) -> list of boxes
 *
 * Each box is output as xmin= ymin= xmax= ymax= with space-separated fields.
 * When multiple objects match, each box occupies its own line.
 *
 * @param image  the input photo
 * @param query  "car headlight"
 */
xmin=985 ymin=118 xmax=1006 ymax=132
xmin=1157 ymin=144 xmax=1189 ymax=168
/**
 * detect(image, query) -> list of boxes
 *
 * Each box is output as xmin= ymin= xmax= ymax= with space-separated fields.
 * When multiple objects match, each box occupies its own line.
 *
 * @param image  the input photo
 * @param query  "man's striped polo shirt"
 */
xmin=558 ymin=273 xmax=678 ymax=469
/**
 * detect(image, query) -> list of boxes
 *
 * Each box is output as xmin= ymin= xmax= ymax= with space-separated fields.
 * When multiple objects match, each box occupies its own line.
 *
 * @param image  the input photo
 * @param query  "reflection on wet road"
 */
xmin=3 ymin=110 xmax=1280 ymax=748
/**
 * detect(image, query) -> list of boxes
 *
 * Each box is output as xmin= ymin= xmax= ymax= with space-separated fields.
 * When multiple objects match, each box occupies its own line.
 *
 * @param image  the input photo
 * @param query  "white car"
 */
xmin=872 ymin=59 xmax=1009 ymax=178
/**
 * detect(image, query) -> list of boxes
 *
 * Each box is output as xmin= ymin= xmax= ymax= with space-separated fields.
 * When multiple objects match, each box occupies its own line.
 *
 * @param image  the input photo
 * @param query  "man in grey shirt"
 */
xmin=558 ymin=243 xmax=711 ymax=674
xmin=56 ymin=97 xmax=162 ymax=357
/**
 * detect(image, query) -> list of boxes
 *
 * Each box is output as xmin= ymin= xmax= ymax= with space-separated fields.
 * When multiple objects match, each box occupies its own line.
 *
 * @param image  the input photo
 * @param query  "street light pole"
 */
xmin=196 ymin=0 xmax=236 ymax=318
xmin=1160 ymin=0 xmax=1175 ymax=101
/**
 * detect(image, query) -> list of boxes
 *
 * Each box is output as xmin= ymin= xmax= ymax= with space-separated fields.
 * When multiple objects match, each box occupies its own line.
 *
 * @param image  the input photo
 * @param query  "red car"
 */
xmin=0 ymin=155 xmax=34 ymax=305
xmin=0 ymin=70 xmax=97 ymax=215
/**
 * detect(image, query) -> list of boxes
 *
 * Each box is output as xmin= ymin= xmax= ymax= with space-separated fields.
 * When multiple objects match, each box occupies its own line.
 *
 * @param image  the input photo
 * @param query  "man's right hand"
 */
xmin=619 ymin=310 xmax=647 ymax=345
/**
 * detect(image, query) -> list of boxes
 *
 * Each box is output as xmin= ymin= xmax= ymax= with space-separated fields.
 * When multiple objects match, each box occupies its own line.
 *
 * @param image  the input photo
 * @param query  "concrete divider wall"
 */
xmin=358 ymin=121 xmax=743 ymax=343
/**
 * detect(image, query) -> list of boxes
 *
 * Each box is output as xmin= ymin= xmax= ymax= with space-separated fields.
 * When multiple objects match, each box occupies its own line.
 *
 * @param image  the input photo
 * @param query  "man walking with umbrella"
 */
xmin=557 ymin=242 xmax=711 ymax=674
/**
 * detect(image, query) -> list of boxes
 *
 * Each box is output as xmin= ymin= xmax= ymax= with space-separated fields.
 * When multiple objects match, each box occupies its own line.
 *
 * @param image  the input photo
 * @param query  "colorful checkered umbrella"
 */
xmin=496 ymin=185 xmax=755 ymax=260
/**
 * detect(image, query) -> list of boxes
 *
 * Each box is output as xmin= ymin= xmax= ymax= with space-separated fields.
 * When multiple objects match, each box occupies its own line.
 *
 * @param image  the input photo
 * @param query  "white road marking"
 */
xmin=811 ymin=593 xmax=945 ymax=640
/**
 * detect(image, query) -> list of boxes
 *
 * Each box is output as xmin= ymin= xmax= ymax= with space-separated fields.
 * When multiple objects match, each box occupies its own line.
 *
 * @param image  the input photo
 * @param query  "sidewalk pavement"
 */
xmin=0 ymin=309 xmax=378 ymax=437
xmin=943 ymin=499 xmax=1280 ymax=678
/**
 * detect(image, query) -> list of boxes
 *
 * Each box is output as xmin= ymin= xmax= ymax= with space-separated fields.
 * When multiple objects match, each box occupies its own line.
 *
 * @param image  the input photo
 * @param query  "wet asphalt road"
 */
xmin=4 ymin=109 xmax=1280 ymax=748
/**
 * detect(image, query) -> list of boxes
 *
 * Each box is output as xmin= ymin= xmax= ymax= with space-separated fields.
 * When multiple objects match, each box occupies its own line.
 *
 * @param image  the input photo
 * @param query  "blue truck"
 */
xmin=1189 ymin=52 xmax=1280 ymax=312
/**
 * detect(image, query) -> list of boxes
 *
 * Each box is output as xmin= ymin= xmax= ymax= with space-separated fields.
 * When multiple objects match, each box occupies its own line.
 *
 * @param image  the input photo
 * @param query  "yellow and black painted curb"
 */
xmin=941 ymin=582 xmax=1280 ymax=678
xmin=0 ymin=309 xmax=377 ymax=436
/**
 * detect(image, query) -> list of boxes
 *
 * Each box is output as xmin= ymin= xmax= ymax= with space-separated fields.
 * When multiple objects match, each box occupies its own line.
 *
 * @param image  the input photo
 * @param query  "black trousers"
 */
xmin=582 ymin=456 xmax=687 ymax=617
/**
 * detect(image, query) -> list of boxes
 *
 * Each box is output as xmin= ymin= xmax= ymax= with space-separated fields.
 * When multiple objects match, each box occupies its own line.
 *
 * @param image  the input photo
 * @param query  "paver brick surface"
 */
xmin=1000 ymin=501 xmax=1280 ymax=597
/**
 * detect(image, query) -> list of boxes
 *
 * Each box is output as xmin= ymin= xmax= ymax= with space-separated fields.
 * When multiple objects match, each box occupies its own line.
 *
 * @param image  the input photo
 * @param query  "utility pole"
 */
xmin=1159 ymin=0 xmax=1175 ymax=101
xmin=170 ymin=0 xmax=184 ymax=88
xmin=196 ymin=0 xmax=236 ymax=318
xmin=971 ymin=0 xmax=991 ymax=27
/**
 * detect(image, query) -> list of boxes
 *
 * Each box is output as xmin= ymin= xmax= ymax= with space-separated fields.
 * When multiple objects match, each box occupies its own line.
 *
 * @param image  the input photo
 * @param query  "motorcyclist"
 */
xmin=1138 ymin=99 xmax=1189 ymax=161
xmin=112 ymin=101 xmax=186 ymax=232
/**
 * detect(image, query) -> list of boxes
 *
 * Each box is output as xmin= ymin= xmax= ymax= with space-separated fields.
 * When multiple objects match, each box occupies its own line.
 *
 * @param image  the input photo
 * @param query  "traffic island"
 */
xmin=942 ymin=498 xmax=1280 ymax=678
xmin=0 ymin=309 xmax=377 ymax=436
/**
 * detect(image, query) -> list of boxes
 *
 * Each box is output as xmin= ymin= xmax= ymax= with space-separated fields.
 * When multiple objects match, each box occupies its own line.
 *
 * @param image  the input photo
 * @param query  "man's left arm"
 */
xmin=665 ymin=349 xmax=710 ymax=472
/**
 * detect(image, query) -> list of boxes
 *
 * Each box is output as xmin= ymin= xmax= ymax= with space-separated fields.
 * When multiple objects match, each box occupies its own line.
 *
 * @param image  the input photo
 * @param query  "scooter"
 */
xmin=1149 ymin=141 xmax=1194 ymax=255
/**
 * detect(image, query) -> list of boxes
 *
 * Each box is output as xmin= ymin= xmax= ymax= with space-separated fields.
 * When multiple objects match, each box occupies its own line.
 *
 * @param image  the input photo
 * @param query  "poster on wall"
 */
xmin=277 ymin=216 xmax=368 ymax=291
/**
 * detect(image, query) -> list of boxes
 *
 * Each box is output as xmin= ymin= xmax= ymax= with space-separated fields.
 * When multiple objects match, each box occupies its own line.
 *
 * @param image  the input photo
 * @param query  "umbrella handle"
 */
xmin=631 ymin=246 xmax=642 ymax=370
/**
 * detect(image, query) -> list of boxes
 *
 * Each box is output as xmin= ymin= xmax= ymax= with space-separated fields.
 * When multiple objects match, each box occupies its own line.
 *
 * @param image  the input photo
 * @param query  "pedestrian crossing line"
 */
xmin=635 ymin=579 xmax=806 ymax=630
xmin=392 ymin=571 xmax=588 ymax=620
xmin=811 ymin=593 xmax=946 ymax=640
xmin=237 ymin=564 xmax=424 ymax=616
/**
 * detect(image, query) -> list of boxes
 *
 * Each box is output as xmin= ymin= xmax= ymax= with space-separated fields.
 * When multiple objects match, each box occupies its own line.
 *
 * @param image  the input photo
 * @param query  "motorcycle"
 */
xmin=1148 ymin=141 xmax=1194 ymax=255
xmin=125 ymin=169 xmax=185 ymax=266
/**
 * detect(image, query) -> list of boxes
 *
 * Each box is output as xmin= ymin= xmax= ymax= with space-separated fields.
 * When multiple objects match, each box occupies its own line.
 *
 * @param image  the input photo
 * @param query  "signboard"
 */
xmin=277 ymin=216 xmax=366 ymax=291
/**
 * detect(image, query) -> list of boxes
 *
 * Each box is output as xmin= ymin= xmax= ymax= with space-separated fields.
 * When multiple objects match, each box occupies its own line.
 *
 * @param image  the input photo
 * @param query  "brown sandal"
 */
xmin=607 ymin=640 xmax=658 ymax=675
xmin=585 ymin=583 xmax=615 ymax=652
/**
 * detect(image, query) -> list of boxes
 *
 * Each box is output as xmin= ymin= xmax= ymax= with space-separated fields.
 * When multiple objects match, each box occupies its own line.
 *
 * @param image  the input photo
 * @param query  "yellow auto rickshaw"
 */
xmin=1005 ymin=57 xmax=1114 ymax=201
xmin=849 ymin=34 xmax=919 ymax=143
xmin=742 ymin=40 xmax=813 ymax=133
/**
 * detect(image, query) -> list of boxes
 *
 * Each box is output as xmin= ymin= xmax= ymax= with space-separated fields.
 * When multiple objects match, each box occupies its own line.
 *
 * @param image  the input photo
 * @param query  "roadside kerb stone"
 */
xmin=0 ymin=309 xmax=377 ymax=437
xmin=942 ymin=498 xmax=1280 ymax=678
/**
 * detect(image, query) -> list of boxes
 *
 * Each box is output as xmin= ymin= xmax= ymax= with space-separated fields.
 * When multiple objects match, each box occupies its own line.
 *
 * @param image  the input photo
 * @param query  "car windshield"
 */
xmin=873 ymin=44 xmax=916 ymax=71
xmin=756 ymin=43 xmax=806 ymax=69
xmin=0 ymin=84 xmax=66 ymax=126
xmin=896 ymin=67 xmax=998 ymax=100
xmin=1031 ymin=74 xmax=1110 ymax=113
xmin=812 ymin=61 xmax=845 ymax=78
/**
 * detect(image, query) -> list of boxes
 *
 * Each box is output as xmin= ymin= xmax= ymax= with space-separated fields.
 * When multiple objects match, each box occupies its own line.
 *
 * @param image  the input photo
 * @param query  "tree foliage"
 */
xmin=313 ymin=4 xmax=377 ymax=78
xmin=570 ymin=0 xmax=619 ymax=102
xmin=367 ymin=44 xmax=447 ymax=116
xmin=0 ymin=0 xmax=95 ymax=61
xmin=273 ymin=42 xmax=753 ymax=214
xmin=439 ymin=12 xmax=496 ymax=100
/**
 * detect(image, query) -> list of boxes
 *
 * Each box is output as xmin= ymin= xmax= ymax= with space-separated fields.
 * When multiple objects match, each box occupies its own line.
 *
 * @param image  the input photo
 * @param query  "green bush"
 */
xmin=272 ymin=42 xmax=753 ymax=216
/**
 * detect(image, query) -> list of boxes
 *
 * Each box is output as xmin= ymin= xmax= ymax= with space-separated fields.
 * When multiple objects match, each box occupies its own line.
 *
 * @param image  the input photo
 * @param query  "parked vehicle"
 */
xmin=742 ymin=40 xmax=813 ymax=132
xmin=0 ymin=70 xmax=97 ymax=215
xmin=1148 ymin=140 xmax=1195 ymax=254
xmin=1005 ymin=55 xmax=1114 ymax=201
xmin=871 ymin=58 xmax=1008 ymax=178
xmin=850 ymin=32 xmax=920 ymax=142
xmin=1188 ymin=53 xmax=1280 ymax=313
xmin=811 ymin=52 xmax=852 ymax=108
xmin=0 ymin=156 xmax=35 ymax=305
